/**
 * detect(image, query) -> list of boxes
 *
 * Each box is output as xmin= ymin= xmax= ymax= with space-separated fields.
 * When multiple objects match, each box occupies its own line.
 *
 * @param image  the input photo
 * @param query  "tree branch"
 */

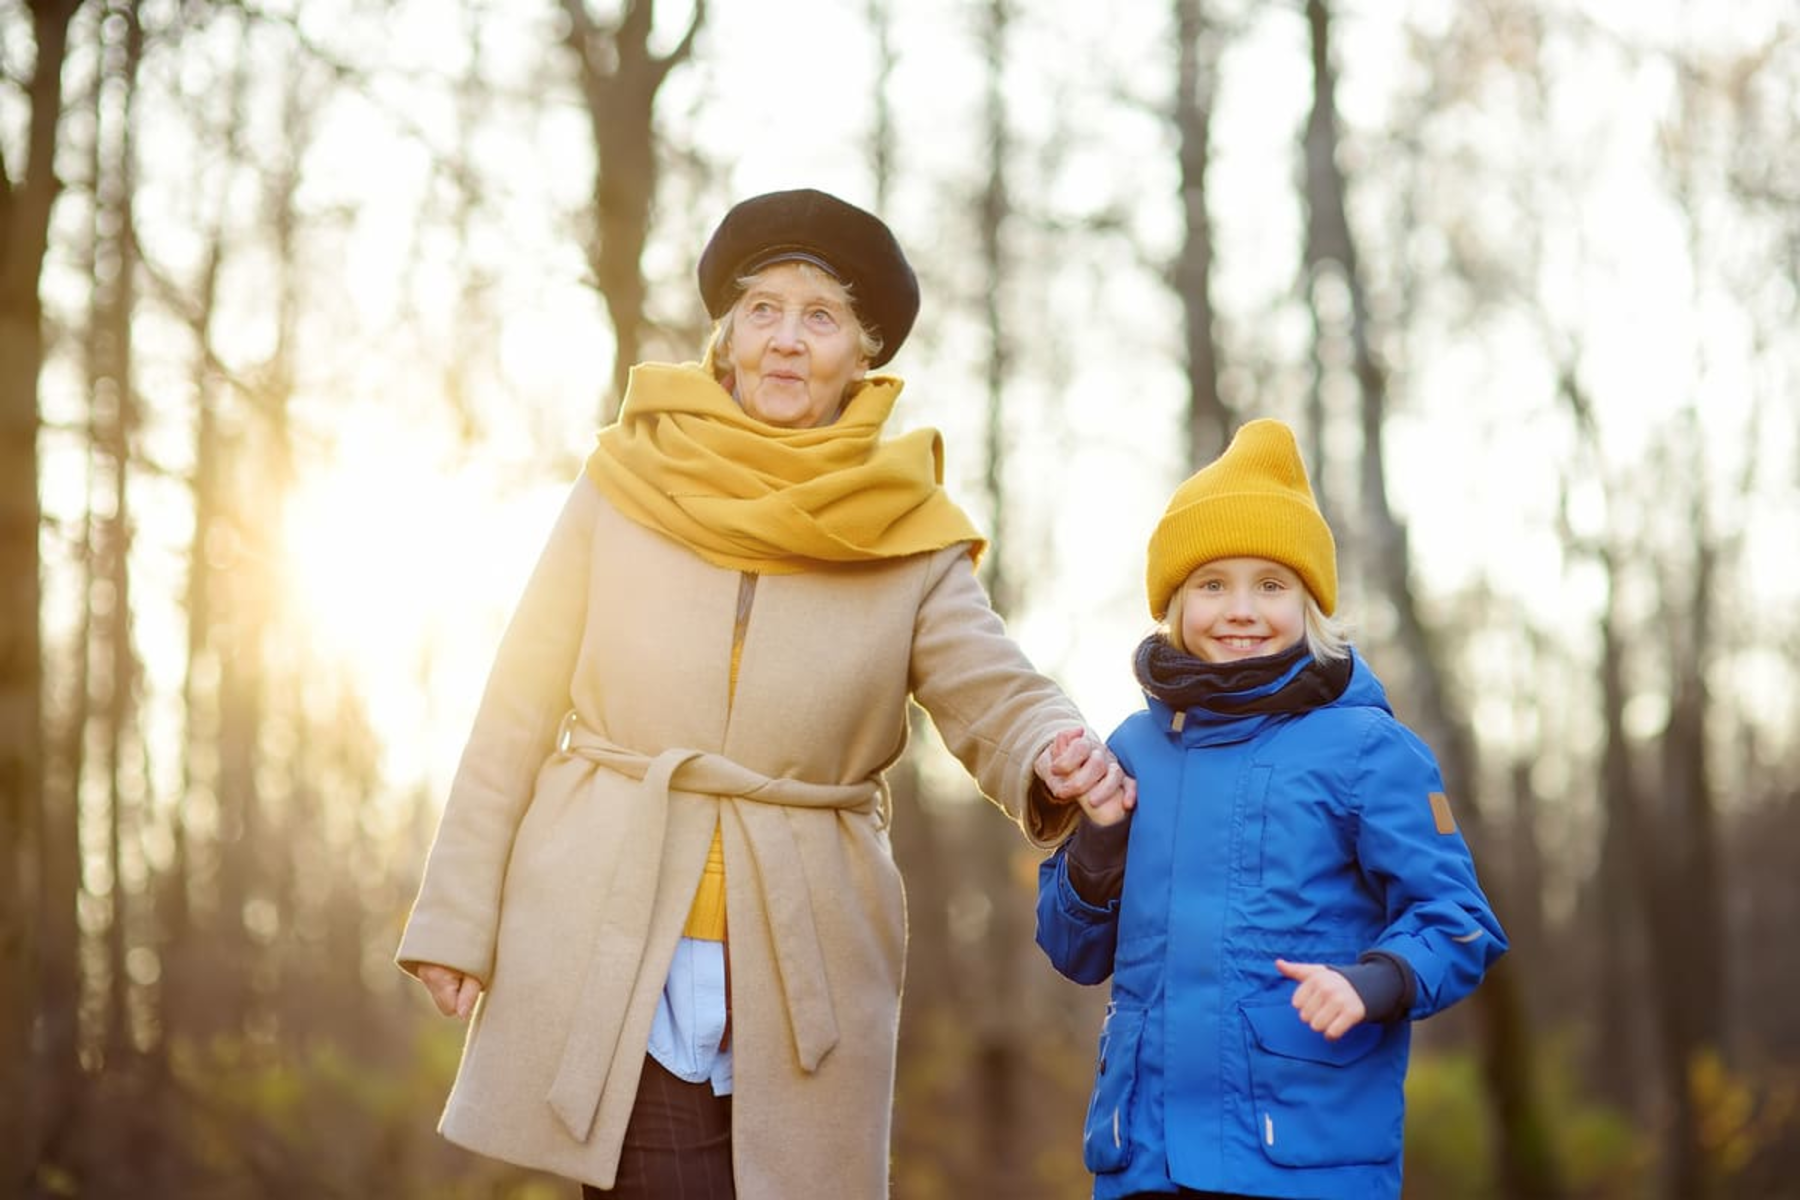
xmin=650 ymin=0 xmax=706 ymax=88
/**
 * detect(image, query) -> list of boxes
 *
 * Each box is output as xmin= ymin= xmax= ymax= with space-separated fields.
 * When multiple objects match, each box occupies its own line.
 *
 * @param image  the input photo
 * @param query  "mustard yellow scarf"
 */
xmin=585 ymin=362 xmax=985 ymax=574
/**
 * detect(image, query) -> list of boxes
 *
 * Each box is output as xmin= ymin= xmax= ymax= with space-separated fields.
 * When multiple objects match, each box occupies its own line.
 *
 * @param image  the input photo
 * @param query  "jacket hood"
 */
xmin=1334 ymin=649 xmax=1393 ymax=713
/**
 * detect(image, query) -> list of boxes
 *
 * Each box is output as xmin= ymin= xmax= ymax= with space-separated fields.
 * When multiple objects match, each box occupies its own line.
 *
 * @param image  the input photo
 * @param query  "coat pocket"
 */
xmin=1082 ymin=1004 xmax=1145 ymax=1174
xmin=1241 ymin=1002 xmax=1403 ymax=1168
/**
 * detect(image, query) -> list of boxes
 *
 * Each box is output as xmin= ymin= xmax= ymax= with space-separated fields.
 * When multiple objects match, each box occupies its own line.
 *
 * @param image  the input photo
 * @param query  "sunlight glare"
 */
xmin=278 ymin=419 xmax=566 ymax=794
xmin=280 ymin=444 xmax=477 ymax=671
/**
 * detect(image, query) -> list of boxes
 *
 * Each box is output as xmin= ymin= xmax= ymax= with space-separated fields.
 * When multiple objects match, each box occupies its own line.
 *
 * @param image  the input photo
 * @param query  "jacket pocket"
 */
xmin=1241 ymin=1002 xmax=1403 ymax=1168
xmin=1082 ymin=1003 xmax=1145 ymax=1174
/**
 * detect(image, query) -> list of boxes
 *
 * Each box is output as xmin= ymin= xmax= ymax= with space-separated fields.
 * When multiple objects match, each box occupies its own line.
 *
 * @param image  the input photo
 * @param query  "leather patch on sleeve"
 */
xmin=1429 ymin=791 xmax=1457 ymax=835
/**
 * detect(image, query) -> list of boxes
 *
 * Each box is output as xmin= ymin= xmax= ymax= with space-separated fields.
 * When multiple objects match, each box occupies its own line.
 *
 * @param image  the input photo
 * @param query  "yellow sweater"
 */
xmin=683 ymin=830 xmax=727 ymax=939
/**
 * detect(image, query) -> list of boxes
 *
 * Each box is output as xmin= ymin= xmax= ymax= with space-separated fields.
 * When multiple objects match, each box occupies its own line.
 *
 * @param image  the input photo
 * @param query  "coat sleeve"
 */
xmin=1035 ymin=845 xmax=1119 ymax=985
xmin=394 ymin=478 xmax=598 ymax=983
xmin=1352 ymin=716 xmax=1509 ymax=1019
xmin=907 ymin=547 xmax=1087 ymax=846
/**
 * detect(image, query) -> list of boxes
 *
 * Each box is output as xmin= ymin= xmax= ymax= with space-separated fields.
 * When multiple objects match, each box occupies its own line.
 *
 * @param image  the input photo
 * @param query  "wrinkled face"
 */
xmin=1177 ymin=557 xmax=1307 ymax=663
xmin=726 ymin=262 xmax=870 ymax=428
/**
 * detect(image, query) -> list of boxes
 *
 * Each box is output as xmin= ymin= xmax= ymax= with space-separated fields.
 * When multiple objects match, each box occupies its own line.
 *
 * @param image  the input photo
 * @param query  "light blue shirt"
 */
xmin=647 ymin=937 xmax=734 ymax=1096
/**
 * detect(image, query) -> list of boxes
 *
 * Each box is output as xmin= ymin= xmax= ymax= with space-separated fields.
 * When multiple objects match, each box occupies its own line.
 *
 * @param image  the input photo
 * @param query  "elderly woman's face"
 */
xmin=726 ymin=263 xmax=870 ymax=428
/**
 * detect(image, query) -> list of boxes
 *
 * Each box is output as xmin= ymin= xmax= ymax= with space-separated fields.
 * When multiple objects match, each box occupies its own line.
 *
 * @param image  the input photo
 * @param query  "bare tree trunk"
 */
xmin=0 ymin=3 xmax=87 ymax=1190
xmin=1593 ymin=585 xmax=1646 ymax=1106
xmin=34 ymin=5 xmax=105 ymax=1179
xmin=37 ymin=493 xmax=88 ymax=1174
xmin=860 ymin=1 xmax=956 ymax=1183
xmin=1578 ymin=506 xmax=1646 ymax=1108
xmin=1550 ymin=307 xmax=1646 ymax=1128
xmin=1660 ymin=412 xmax=1726 ymax=1053
xmin=88 ymin=0 xmax=148 ymax=1069
xmin=977 ymin=0 xmax=1014 ymax=623
xmin=124 ymin=29 xmax=250 ymax=998
xmin=209 ymin=49 xmax=309 ymax=1042
xmin=559 ymin=0 xmax=705 ymax=422
xmin=164 ymin=202 xmax=229 ymax=1054
xmin=1297 ymin=3 xmax=1563 ymax=1196
xmin=966 ymin=5 xmax=1031 ymax=1193
xmin=1637 ymin=663 xmax=1709 ymax=1200
xmin=1501 ymin=756 xmax=1545 ymax=978
xmin=1645 ymin=516 xmax=1719 ymax=1199
xmin=1172 ymin=0 xmax=1232 ymax=464
xmin=443 ymin=0 xmax=497 ymax=445
xmin=866 ymin=0 xmax=896 ymax=214
xmin=148 ymin=4 xmax=257 ymax=1058
xmin=1560 ymin=365 xmax=1721 ymax=1199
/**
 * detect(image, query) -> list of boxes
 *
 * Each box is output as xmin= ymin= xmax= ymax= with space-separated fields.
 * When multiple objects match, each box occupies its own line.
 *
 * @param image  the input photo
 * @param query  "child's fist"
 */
xmin=1276 ymin=958 xmax=1366 ymax=1040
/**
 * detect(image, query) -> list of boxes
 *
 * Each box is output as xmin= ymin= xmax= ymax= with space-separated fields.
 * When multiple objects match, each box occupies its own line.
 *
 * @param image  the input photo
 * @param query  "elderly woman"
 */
xmin=397 ymin=188 xmax=1132 ymax=1199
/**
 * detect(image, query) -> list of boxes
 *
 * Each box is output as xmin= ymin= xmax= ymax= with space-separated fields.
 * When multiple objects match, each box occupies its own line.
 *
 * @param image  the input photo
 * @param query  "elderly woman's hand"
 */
xmin=416 ymin=962 xmax=484 ymax=1020
xmin=1035 ymin=728 xmax=1137 ymax=827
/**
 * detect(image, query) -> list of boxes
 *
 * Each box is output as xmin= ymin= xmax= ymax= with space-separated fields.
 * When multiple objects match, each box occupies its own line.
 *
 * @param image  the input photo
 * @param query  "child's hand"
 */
xmin=1034 ymin=728 xmax=1137 ymax=827
xmin=1276 ymin=958 xmax=1366 ymax=1040
xmin=1082 ymin=761 xmax=1136 ymax=828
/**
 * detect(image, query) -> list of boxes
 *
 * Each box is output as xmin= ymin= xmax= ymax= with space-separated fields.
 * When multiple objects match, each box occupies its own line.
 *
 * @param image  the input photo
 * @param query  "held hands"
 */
xmin=1034 ymin=727 xmax=1137 ymax=827
xmin=417 ymin=962 xmax=484 ymax=1021
xmin=1277 ymin=958 xmax=1366 ymax=1041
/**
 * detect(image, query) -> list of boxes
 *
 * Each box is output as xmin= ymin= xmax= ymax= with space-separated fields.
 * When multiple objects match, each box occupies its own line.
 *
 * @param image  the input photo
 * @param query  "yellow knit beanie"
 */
xmin=1145 ymin=418 xmax=1337 ymax=620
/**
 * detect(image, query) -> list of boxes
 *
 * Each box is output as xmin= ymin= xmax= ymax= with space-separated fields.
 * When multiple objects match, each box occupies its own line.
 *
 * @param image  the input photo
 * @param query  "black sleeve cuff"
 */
xmin=1333 ymin=951 xmax=1417 ymax=1023
xmin=1064 ymin=815 xmax=1131 ymax=907
xmin=1025 ymin=776 xmax=1082 ymax=845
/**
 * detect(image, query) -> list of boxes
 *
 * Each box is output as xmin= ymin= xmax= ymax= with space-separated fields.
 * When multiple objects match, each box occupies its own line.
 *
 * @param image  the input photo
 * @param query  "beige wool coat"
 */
xmin=397 ymin=478 xmax=1086 ymax=1197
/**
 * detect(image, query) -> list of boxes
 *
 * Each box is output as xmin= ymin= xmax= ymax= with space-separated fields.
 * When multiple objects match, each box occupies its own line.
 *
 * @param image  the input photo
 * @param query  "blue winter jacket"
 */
xmin=1037 ymin=650 xmax=1506 ymax=1200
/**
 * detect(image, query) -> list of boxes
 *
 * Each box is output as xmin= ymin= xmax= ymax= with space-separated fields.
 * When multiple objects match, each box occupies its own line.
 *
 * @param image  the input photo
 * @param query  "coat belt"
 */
xmin=544 ymin=710 xmax=883 ymax=1143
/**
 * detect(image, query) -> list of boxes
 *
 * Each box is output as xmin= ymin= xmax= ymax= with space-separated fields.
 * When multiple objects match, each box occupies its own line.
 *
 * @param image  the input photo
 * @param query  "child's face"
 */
xmin=1177 ymin=557 xmax=1307 ymax=663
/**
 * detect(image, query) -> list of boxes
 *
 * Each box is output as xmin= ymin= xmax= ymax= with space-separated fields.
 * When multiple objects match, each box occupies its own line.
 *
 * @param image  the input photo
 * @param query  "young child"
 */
xmin=1037 ymin=418 xmax=1507 ymax=1200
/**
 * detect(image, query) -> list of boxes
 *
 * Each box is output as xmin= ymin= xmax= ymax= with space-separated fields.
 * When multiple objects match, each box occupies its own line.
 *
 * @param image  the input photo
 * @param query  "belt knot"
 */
xmin=544 ymin=711 xmax=877 ymax=1142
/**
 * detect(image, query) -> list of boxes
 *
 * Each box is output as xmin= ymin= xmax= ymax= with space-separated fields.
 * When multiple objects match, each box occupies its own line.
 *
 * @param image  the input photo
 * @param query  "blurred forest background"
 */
xmin=4 ymin=0 xmax=1800 ymax=1197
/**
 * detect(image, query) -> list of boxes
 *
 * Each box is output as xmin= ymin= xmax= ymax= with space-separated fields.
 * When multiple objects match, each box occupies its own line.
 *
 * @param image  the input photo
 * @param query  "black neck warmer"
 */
xmin=1132 ymin=635 xmax=1353 ymax=717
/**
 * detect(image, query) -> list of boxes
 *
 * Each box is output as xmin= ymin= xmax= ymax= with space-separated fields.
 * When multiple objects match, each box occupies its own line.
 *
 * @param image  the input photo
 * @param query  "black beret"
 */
xmin=697 ymin=188 xmax=919 ymax=368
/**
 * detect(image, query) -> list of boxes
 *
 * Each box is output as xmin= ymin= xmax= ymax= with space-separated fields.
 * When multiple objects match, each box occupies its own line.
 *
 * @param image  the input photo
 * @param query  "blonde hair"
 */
xmin=706 ymin=261 xmax=884 ymax=381
xmin=1162 ymin=579 xmax=1351 ymax=664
